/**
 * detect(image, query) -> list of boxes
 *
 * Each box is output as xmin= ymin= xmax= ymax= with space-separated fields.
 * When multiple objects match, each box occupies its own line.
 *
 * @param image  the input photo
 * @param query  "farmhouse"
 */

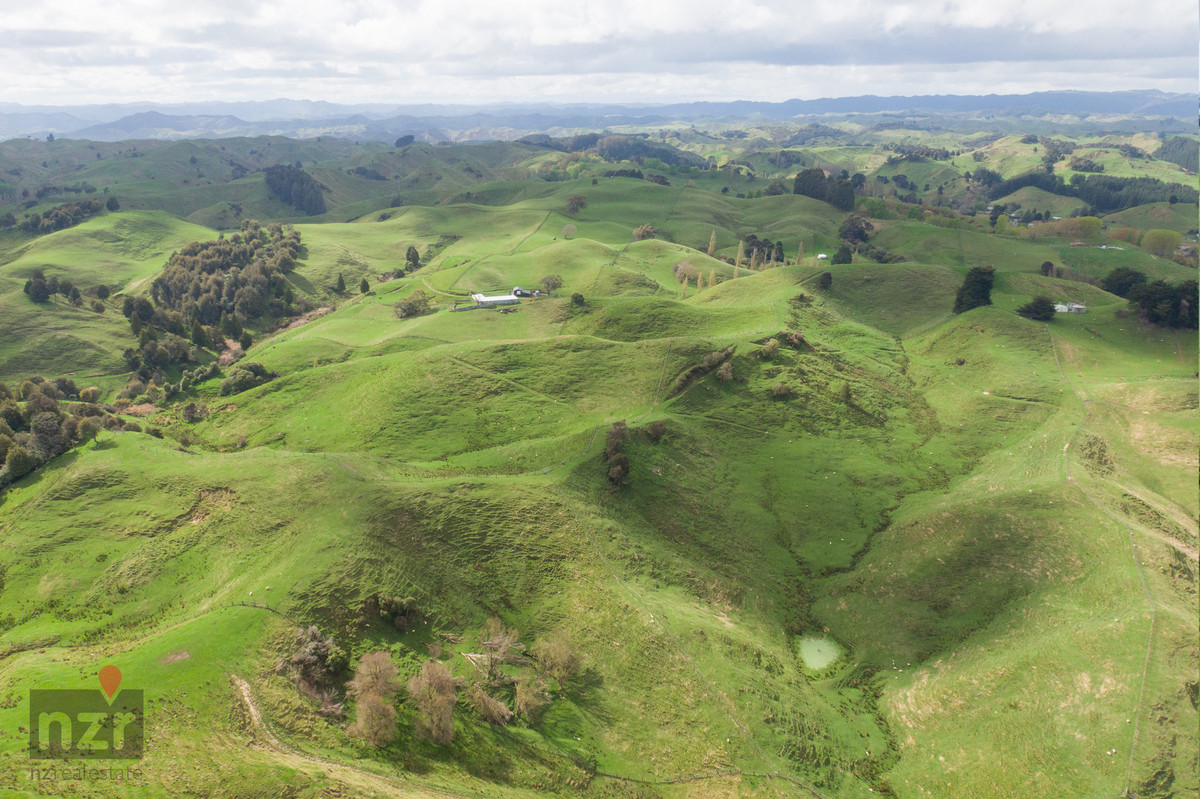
xmin=1054 ymin=302 xmax=1087 ymax=313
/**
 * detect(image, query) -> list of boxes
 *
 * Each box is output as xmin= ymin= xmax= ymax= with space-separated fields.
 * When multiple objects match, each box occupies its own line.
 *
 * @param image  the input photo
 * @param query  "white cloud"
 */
xmin=0 ymin=0 xmax=1193 ymax=105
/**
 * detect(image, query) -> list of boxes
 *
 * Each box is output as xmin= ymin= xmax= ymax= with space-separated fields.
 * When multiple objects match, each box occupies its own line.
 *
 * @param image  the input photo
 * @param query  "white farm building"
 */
xmin=470 ymin=292 xmax=519 ymax=308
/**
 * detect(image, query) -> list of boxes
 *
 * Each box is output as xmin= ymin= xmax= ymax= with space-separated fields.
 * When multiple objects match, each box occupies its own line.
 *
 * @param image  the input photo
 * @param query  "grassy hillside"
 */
xmin=0 ymin=139 xmax=1195 ymax=799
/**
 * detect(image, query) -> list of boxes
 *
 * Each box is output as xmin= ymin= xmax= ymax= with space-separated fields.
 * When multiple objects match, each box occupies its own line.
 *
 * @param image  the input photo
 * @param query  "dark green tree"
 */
xmin=793 ymin=168 xmax=828 ymax=200
xmin=405 ymin=246 xmax=420 ymax=270
xmin=106 ymin=196 xmax=120 ymax=212
xmin=1016 ymin=296 xmax=1056 ymax=321
xmin=953 ymin=266 xmax=995 ymax=314
xmin=336 ymin=273 xmax=346 ymax=292
xmin=360 ymin=277 xmax=370 ymax=294
xmin=191 ymin=320 xmax=209 ymax=349
xmin=564 ymin=194 xmax=587 ymax=217
xmin=1100 ymin=267 xmax=1148 ymax=298
xmin=818 ymin=271 xmax=833 ymax=290
xmin=831 ymin=245 xmax=852 ymax=264
xmin=826 ymin=179 xmax=856 ymax=211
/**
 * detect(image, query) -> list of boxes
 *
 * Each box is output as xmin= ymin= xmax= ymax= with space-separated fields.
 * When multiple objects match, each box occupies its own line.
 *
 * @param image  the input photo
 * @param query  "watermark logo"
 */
xmin=29 ymin=665 xmax=144 ymax=760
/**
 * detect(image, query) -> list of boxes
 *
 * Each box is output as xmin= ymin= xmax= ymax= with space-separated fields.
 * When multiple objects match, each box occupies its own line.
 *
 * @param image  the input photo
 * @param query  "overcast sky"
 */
xmin=2 ymin=0 xmax=1196 ymax=106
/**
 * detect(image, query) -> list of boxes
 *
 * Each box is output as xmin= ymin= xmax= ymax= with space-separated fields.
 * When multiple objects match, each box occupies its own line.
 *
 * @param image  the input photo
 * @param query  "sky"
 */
xmin=1 ymin=0 xmax=1196 ymax=107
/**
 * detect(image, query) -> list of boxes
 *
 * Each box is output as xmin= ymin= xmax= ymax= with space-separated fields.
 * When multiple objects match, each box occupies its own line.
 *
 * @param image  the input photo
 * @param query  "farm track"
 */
xmin=232 ymin=674 xmax=476 ymax=799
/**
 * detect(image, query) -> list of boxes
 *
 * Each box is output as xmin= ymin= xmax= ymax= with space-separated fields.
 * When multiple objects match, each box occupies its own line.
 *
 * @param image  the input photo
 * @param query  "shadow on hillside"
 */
xmin=565 ymin=666 xmax=611 ymax=724
xmin=286 ymin=272 xmax=317 ymax=295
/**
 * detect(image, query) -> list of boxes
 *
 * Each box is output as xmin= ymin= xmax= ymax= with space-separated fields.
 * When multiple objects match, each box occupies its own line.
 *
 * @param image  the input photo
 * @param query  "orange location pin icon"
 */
xmin=99 ymin=665 xmax=122 ymax=699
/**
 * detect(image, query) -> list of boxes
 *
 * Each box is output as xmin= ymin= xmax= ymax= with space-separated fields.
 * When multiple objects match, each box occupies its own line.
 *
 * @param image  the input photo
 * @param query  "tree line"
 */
xmin=985 ymin=171 xmax=1197 ymax=213
xmin=14 ymin=197 xmax=114 ymax=235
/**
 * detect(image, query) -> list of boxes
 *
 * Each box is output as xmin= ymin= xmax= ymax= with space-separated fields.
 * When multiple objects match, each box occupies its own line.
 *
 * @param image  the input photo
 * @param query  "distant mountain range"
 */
xmin=2 ymin=90 xmax=1193 ymax=143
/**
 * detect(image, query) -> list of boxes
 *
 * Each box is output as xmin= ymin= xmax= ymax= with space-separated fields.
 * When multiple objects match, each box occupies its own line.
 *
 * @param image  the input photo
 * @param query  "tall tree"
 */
xmin=707 ymin=229 xmax=717 ymax=257
xmin=953 ymin=266 xmax=996 ymax=313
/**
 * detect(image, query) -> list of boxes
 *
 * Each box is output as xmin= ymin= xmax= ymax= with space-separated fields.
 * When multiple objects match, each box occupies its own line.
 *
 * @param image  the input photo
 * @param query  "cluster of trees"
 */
xmin=672 ymin=347 xmax=734 ymax=395
xmin=742 ymin=233 xmax=785 ymax=265
xmin=0 ymin=378 xmax=133 ymax=491
xmin=147 ymin=221 xmax=304 ymax=339
xmin=1102 ymin=267 xmax=1197 ymax=328
xmin=986 ymin=172 xmax=1197 ymax=213
xmin=219 ymin=362 xmax=277 ymax=396
xmin=1068 ymin=156 xmax=1104 ymax=173
xmin=17 ymin=198 xmax=109 ymax=235
xmin=604 ymin=420 xmax=631 ymax=486
xmin=884 ymin=144 xmax=953 ymax=161
xmin=835 ymin=216 xmax=904 ymax=264
xmin=953 ymin=266 xmax=995 ymax=313
xmin=264 ymin=164 xmax=326 ymax=215
xmin=603 ymin=168 xmax=644 ymax=179
xmin=23 ymin=269 xmax=106 ymax=308
xmin=793 ymin=168 xmax=855 ymax=211
xmin=341 ymin=619 xmax=581 ymax=748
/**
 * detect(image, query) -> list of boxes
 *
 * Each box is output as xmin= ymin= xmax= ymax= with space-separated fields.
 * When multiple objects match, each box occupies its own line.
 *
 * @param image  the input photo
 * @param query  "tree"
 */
xmin=96 ymin=284 xmax=110 ymax=300
xmin=818 ymin=271 xmax=833 ymax=290
xmin=571 ymin=292 xmax=585 ymax=306
xmin=1101 ymin=266 xmax=1148 ymax=298
xmin=838 ymin=216 xmax=873 ymax=244
xmin=1016 ymin=296 xmax=1056 ymax=321
xmin=105 ymin=196 xmax=120 ymax=212
xmin=827 ymin=179 xmax=856 ymax=211
xmin=394 ymin=135 xmax=415 ymax=147
xmin=394 ymin=290 xmax=431 ymax=318
xmin=561 ymin=224 xmax=577 ymax=239
xmin=407 ymin=660 xmax=458 ymax=744
xmin=360 ymin=277 xmax=370 ymax=294
xmin=531 ymin=634 xmax=580 ymax=685
xmin=465 ymin=683 xmax=512 ymax=726
xmin=191 ymin=321 xmax=208 ymax=349
xmin=831 ymin=245 xmax=852 ymax=264
xmin=239 ymin=332 xmax=253 ymax=350
xmin=793 ymin=168 xmax=828 ymax=200
xmin=1040 ymin=261 xmax=1055 ymax=277
xmin=707 ymin=229 xmax=717 ymax=257
xmin=348 ymin=651 xmax=400 ymax=747
xmin=1141 ymin=228 xmax=1182 ymax=258
xmin=335 ymin=273 xmax=346 ymax=293
xmin=632 ymin=224 xmax=657 ymax=241
xmin=953 ymin=266 xmax=995 ymax=314
xmin=564 ymin=194 xmax=587 ymax=217
xmin=716 ymin=361 xmax=733 ymax=382
xmin=539 ymin=274 xmax=563 ymax=294
xmin=4 ymin=445 xmax=36 ymax=480
xmin=405 ymin=246 xmax=421 ymax=270
xmin=25 ymin=273 xmax=50 ymax=303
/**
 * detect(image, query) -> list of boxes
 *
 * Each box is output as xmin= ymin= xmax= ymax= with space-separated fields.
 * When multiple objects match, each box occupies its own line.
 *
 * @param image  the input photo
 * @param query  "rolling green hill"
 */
xmin=0 ymin=134 xmax=1195 ymax=799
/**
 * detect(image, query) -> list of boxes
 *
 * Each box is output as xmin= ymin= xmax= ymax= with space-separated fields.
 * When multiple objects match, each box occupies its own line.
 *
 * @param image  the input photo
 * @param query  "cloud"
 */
xmin=0 ymin=0 xmax=1193 ymax=105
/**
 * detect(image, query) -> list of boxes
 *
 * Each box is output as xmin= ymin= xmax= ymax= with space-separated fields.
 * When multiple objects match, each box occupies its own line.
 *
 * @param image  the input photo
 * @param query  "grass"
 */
xmin=0 ymin=147 xmax=1195 ymax=799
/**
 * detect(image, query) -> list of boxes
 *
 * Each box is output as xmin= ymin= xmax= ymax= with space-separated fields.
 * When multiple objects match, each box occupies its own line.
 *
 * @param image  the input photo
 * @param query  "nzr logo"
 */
xmin=29 ymin=666 xmax=144 ymax=760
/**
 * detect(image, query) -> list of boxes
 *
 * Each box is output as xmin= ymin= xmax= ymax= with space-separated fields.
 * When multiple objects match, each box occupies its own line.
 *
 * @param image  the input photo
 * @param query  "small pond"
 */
xmin=796 ymin=634 xmax=844 ymax=670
